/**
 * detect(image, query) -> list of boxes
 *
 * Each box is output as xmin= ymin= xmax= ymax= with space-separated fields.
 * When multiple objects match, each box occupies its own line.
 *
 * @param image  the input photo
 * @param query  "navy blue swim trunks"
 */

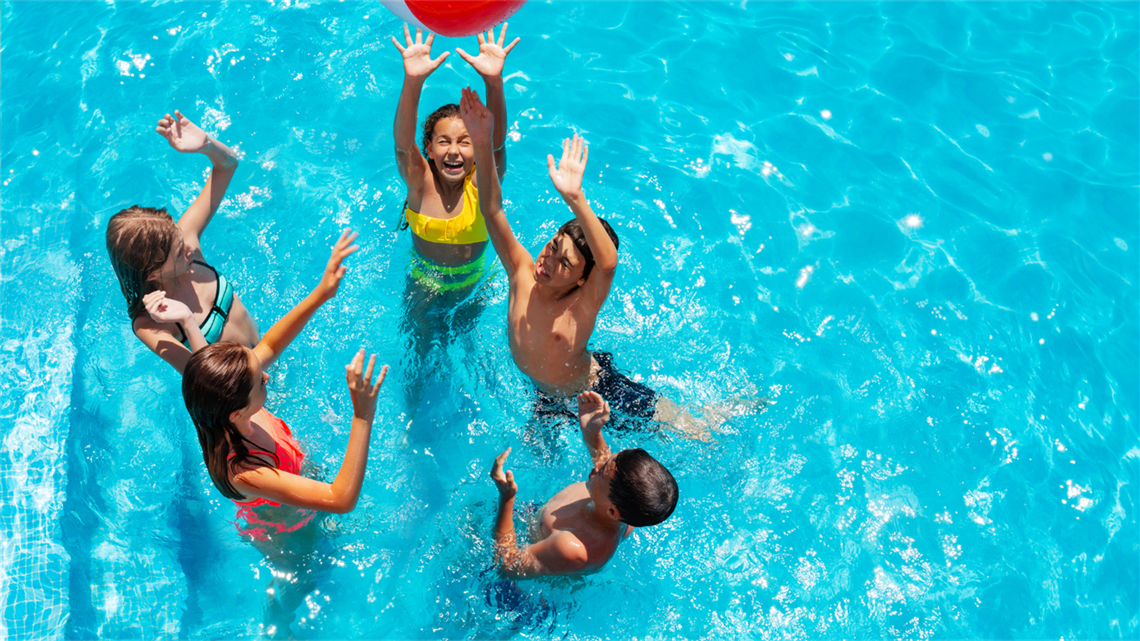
xmin=532 ymin=352 xmax=658 ymax=426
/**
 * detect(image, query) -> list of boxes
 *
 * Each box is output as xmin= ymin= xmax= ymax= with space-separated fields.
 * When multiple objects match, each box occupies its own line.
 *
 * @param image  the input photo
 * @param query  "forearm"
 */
xmin=581 ymin=429 xmax=612 ymax=465
xmin=394 ymin=76 xmax=426 ymax=153
xmin=183 ymin=319 xmax=209 ymax=353
xmin=200 ymin=135 xmax=239 ymax=170
xmin=255 ymin=290 xmax=326 ymax=366
xmin=493 ymin=494 xmax=519 ymax=566
xmin=473 ymin=142 xmax=502 ymax=215
xmin=483 ymin=75 xmax=507 ymax=152
xmin=327 ymin=416 xmax=373 ymax=513
xmin=473 ymin=140 xmax=519 ymax=266
xmin=563 ymin=192 xmax=617 ymax=270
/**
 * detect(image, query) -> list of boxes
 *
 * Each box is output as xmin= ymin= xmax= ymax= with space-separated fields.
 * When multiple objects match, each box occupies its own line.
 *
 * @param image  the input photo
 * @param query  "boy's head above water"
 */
xmin=592 ymin=447 xmax=678 ymax=527
xmin=421 ymin=104 xmax=473 ymax=185
xmin=535 ymin=218 xmax=620 ymax=290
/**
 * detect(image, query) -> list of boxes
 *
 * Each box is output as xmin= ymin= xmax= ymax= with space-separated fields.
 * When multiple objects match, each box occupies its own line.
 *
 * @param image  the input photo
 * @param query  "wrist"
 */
xmin=561 ymin=190 xmax=586 ymax=206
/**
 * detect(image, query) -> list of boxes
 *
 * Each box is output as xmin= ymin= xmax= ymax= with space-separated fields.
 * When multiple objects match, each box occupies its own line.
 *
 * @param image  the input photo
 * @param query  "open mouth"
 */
xmin=441 ymin=159 xmax=464 ymax=172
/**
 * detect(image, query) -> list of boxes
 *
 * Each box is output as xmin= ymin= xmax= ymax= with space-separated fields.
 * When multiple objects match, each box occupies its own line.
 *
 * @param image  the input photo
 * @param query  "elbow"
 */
xmin=325 ymin=488 xmax=361 ymax=514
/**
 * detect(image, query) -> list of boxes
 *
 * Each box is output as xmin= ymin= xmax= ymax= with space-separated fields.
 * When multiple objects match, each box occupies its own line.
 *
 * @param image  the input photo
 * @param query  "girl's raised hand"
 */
xmin=390 ymin=24 xmax=449 ymax=79
xmin=547 ymin=134 xmax=589 ymax=199
xmin=156 ymin=110 xmax=209 ymax=154
xmin=345 ymin=349 xmax=386 ymax=421
xmin=316 ymin=229 xmax=360 ymax=302
xmin=142 ymin=290 xmax=193 ymax=324
xmin=456 ymin=23 xmax=520 ymax=78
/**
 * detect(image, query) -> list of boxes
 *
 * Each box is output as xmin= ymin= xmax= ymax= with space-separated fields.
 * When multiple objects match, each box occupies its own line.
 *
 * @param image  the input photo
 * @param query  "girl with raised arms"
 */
xmin=106 ymin=110 xmax=256 ymax=373
xmin=181 ymin=230 xmax=386 ymax=637
xmin=182 ymin=230 xmax=385 ymax=526
xmin=390 ymin=23 xmax=518 ymax=296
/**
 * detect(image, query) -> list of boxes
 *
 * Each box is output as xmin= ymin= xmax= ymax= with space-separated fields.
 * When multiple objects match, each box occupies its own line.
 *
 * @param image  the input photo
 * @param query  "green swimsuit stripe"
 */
xmin=410 ymin=252 xmax=488 ymax=293
xmin=175 ymin=260 xmax=234 ymax=348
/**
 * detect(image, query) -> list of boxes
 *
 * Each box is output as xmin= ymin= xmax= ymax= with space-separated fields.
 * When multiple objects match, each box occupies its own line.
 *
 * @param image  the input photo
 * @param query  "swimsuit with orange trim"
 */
xmin=228 ymin=408 xmax=317 ymax=542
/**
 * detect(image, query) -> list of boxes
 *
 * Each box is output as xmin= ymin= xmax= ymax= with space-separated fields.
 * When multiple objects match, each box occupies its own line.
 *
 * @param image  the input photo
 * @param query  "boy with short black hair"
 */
xmin=489 ymin=392 xmax=678 ymax=577
xmin=460 ymin=88 xmax=706 ymax=435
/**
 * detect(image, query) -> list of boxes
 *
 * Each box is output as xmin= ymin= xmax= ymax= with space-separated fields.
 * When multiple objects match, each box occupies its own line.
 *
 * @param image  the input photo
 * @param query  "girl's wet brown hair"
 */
xmin=105 ymin=206 xmax=180 ymax=319
xmin=182 ymin=342 xmax=278 ymax=501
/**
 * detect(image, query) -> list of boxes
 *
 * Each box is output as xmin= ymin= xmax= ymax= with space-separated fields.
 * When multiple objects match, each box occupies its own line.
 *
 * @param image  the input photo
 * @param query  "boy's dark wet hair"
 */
xmin=609 ymin=448 xmax=677 ymax=527
xmin=557 ymin=218 xmax=619 ymax=283
xmin=421 ymin=103 xmax=461 ymax=160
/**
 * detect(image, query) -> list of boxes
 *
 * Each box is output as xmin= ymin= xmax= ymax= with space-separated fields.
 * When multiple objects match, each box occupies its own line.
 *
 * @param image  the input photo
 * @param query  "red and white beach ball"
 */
xmin=380 ymin=1 xmax=526 ymax=38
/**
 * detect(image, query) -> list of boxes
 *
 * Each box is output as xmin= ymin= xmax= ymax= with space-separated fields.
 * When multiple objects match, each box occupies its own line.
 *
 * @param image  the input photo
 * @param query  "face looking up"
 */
xmin=535 ymin=233 xmax=586 ymax=289
xmin=426 ymin=117 xmax=474 ymax=184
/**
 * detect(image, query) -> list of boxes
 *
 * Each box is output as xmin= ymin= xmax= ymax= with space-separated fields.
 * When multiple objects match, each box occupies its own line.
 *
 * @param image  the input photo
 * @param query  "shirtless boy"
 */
xmin=489 ymin=392 xmax=678 ymax=576
xmin=459 ymin=88 xmax=678 ymax=427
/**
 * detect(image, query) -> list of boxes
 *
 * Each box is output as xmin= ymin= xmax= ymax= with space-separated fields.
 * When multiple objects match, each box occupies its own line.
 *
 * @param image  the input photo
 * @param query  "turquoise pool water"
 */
xmin=2 ymin=1 xmax=1137 ymax=638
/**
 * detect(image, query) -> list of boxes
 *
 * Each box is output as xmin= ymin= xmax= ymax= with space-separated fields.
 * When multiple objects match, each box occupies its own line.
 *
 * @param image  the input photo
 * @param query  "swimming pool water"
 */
xmin=2 ymin=1 xmax=1137 ymax=639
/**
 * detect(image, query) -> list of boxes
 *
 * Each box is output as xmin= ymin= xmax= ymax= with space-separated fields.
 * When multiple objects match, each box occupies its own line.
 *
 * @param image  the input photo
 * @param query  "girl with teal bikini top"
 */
xmin=106 ymin=109 xmax=260 ymax=374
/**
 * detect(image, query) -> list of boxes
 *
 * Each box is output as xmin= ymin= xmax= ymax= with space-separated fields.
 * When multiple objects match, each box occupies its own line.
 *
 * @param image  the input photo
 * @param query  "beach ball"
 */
xmin=380 ymin=1 xmax=527 ymax=38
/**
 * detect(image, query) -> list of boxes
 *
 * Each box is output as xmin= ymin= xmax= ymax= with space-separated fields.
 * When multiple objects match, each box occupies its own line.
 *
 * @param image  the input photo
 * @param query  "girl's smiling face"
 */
xmin=426 ymin=117 xmax=474 ymax=184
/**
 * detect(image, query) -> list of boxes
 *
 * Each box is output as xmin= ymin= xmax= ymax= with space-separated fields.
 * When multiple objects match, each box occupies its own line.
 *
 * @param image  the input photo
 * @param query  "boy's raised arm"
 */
xmin=489 ymin=448 xmax=588 ymax=578
xmin=253 ymin=230 xmax=359 ymax=369
xmin=548 ymin=135 xmax=618 ymax=301
xmin=459 ymin=88 xmax=532 ymax=278
xmin=577 ymin=392 xmax=613 ymax=466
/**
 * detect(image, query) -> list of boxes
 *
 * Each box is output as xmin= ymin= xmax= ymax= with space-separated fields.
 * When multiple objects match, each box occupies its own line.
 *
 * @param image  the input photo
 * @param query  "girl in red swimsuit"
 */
xmin=181 ymin=230 xmax=385 ymax=638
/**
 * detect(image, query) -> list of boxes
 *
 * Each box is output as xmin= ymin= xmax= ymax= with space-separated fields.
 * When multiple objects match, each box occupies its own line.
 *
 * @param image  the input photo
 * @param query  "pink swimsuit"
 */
xmin=229 ymin=409 xmax=317 ymax=541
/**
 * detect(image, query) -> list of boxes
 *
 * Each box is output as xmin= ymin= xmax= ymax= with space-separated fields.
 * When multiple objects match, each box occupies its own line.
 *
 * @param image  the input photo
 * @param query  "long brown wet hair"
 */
xmin=105 ymin=206 xmax=181 ymax=320
xmin=182 ymin=342 xmax=278 ymax=501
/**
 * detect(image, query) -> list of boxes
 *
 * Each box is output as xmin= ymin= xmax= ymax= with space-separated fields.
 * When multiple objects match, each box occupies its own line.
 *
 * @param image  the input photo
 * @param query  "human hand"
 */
xmin=156 ymin=110 xmax=209 ymax=154
xmin=547 ymin=134 xmax=588 ymax=200
xmin=390 ymin=24 xmax=449 ymax=80
xmin=455 ymin=23 xmax=519 ymax=79
xmin=577 ymin=391 xmax=610 ymax=435
xmin=459 ymin=87 xmax=495 ymax=146
xmin=345 ymin=349 xmax=387 ymax=421
xmin=142 ymin=290 xmax=194 ymax=325
xmin=316 ymin=229 xmax=360 ymax=302
xmin=490 ymin=447 xmax=518 ymax=500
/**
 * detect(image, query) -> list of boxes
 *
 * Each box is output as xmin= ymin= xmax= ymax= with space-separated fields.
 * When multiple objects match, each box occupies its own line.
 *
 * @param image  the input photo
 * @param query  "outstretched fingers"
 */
xmin=362 ymin=352 xmax=376 ymax=384
xmin=345 ymin=348 xmax=364 ymax=385
xmin=371 ymin=364 xmax=388 ymax=393
xmin=491 ymin=446 xmax=511 ymax=476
